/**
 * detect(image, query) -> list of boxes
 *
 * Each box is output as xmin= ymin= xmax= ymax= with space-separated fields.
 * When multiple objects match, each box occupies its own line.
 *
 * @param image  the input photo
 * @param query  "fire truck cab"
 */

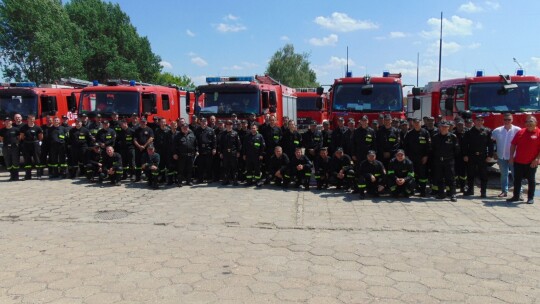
xmin=192 ymin=75 xmax=296 ymax=126
xmin=321 ymin=72 xmax=405 ymax=128
xmin=295 ymin=88 xmax=328 ymax=130
xmin=408 ymin=70 xmax=540 ymax=129
xmin=0 ymin=82 xmax=80 ymax=127
xmin=78 ymin=80 xmax=193 ymax=122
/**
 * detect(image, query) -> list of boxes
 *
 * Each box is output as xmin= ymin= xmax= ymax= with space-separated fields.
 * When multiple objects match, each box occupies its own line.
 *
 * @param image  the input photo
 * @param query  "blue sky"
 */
xmin=111 ymin=0 xmax=540 ymax=89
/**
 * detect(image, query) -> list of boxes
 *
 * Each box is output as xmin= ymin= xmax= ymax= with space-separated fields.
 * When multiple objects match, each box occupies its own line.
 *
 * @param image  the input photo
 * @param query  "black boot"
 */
xmin=25 ymin=170 xmax=32 ymax=180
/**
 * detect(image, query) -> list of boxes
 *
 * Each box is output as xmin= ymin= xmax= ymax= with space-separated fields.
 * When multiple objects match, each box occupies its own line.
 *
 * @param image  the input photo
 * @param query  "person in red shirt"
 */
xmin=508 ymin=116 xmax=540 ymax=204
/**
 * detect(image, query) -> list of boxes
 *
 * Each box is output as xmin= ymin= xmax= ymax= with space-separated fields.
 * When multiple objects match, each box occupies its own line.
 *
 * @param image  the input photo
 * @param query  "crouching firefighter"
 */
xmin=141 ymin=144 xmax=160 ymax=189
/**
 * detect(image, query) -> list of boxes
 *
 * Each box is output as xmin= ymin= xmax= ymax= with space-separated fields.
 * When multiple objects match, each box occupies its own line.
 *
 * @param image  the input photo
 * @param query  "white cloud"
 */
xmin=385 ymin=59 xmax=469 ymax=88
xmin=389 ymin=31 xmax=407 ymax=38
xmin=192 ymin=75 xmax=207 ymax=86
xmin=216 ymin=23 xmax=247 ymax=33
xmin=385 ymin=60 xmax=417 ymax=78
xmin=191 ymin=56 xmax=208 ymax=67
xmin=280 ymin=35 xmax=290 ymax=41
xmin=314 ymin=12 xmax=378 ymax=32
xmin=159 ymin=61 xmax=173 ymax=69
xmin=186 ymin=29 xmax=195 ymax=37
xmin=468 ymin=42 xmax=481 ymax=49
xmin=459 ymin=2 xmax=484 ymax=13
xmin=309 ymin=34 xmax=338 ymax=46
xmin=223 ymin=65 xmax=243 ymax=71
xmin=421 ymin=15 xmax=476 ymax=38
xmin=224 ymin=14 xmax=239 ymax=21
xmin=485 ymin=1 xmax=500 ymax=10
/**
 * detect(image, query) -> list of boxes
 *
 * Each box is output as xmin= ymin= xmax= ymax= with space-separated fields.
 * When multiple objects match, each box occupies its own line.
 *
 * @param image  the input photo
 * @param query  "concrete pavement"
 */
xmin=0 ymin=172 xmax=539 ymax=303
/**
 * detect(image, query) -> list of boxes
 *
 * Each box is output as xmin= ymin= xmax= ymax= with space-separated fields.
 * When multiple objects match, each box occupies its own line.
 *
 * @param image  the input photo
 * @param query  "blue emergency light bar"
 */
xmin=516 ymin=69 xmax=524 ymax=76
xmin=206 ymin=76 xmax=255 ymax=83
xmin=476 ymin=70 xmax=484 ymax=77
xmin=383 ymin=71 xmax=390 ymax=77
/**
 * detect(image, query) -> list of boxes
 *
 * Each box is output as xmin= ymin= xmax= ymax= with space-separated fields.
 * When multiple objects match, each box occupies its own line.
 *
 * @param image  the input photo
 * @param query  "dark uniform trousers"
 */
xmin=222 ymin=153 xmax=238 ymax=183
xmin=196 ymin=153 xmax=213 ymax=182
xmin=22 ymin=142 xmax=41 ymax=178
xmin=3 ymin=144 xmax=20 ymax=180
xmin=410 ymin=157 xmax=428 ymax=193
xmin=49 ymin=142 xmax=67 ymax=177
xmin=433 ymin=157 xmax=456 ymax=197
xmin=176 ymin=153 xmax=194 ymax=184
xmin=134 ymin=148 xmax=147 ymax=180
xmin=119 ymin=148 xmax=136 ymax=179
xmin=467 ymin=154 xmax=488 ymax=195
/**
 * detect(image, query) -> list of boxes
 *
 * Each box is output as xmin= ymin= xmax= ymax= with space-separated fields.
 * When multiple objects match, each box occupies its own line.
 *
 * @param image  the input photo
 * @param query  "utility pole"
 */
xmin=438 ymin=12 xmax=443 ymax=82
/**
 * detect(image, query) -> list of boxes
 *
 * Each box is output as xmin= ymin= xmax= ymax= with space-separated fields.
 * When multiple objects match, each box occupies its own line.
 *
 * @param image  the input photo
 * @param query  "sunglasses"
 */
xmin=503 ymin=119 xmax=512 ymax=121
xmin=526 ymin=120 xmax=535 ymax=123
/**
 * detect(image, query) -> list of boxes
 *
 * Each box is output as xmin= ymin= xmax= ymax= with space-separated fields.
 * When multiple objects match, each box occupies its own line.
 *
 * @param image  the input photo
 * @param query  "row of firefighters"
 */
xmin=1 ymin=112 xmax=497 ymax=201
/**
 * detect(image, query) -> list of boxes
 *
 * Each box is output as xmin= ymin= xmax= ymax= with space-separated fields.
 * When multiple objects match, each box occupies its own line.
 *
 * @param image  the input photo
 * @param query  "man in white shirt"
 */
xmin=491 ymin=113 xmax=521 ymax=197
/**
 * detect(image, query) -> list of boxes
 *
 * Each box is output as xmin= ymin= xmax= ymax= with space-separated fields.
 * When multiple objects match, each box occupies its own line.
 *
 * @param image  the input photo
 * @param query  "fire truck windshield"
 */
xmin=297 ymin=97 xmax=319 ymax=111
xmin=198 ymin=91 xmax=259 ymax=116
xmin=468 ymin=82 xmax=540 ymax=112
xmin=332 ymin=83 xmax=402 ymax=112
xmin=79 ymin=91 xmax=140 ymax=116
xmin=0 ymin=94 xmax=37 ymax=118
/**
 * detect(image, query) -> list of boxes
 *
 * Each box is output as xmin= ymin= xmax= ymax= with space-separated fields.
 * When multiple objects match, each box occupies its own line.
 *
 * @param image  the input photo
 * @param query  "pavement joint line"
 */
xmin=2 ymin=216 xmax=540 ymax=236
xmin=295 ymin=191 xmax=304 ymax=226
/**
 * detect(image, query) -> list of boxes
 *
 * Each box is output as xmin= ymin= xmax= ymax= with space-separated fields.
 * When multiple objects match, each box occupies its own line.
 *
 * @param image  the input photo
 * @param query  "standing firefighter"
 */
xmin=67 ymin=118 xmax=92 ymax=178
xmin=116 ymin=120 xmax=136 ymax=180
xmin=47 ymin=117 xmax=68 ymax=178
xmin=0 ymin=117 xmax=21 ymax=181
xmin=242 ymin=124 xmax=266 ymax=187
xmin=195 ymin=117 xmax=216 ymax=184
xmin=153 ymin=118 xmax=173 ymax=183
xmin=403 ymin=117 xmax=431 ymax=196
xmin=431 ymin=121 xmax=460 ymax=202
xmin=172 ymin=123 xmax=198 ymax=187
xmin=133 ymin=118 xmax=154 ymax=181
xmin=19 ymin=114 xmax=43 ymax=179
xmin=218 ymin=120 xmax=241 ymax=186
xmin=462 ymin=116 xmax=494 ymax=198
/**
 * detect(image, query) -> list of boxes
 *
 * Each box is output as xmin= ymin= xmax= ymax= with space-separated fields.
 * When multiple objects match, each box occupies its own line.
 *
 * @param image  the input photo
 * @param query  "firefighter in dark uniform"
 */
xmin=266 ymin=146 xmax=290 ymax=187
xmin=153 ymin=118 xmax=173 ymax=183
xmin=314 ymin=147 xmax=332 ymax=190
xmin=47 ymin=117 xmax=68 ymax=178
xmin=281 ymin=120 xmax=302 ymax=161
xmin=141 ymin=144 xmax=160 ymax=189
xmin=431 ymin=121 xmax=460 ymax=202
xmin=116 ymin=120 xmax=136 ymax=180
xmin=376 ymin=114 xmax=401 ymax=169
xmin=321 ymin=120 xmax=332 ymax=151
xmin=87 ymin=113 xmax=102 ymax=139
xmin=0 ymin=117 xmax=21 ymax=181
xmin=387 ymin=149 xmax=416 ymax=197
xmin=356 ymin=150 xmax=386 ymax=199
xmin=95 ymin=120 xmax=116 ymax=149
xmin=462 ymin=115 xmax=494 ymax=198
xmin=328 ymin=147 xmax=355 ymax=190
xmin=84 ymin=143 xmax=102 ymax=182
xmin=109 ymin=112 xmax=122 ymax=137
xmin=242 ymin=124 xmax=266 ymax=186
xmin=302 ymin=122 xmax=323 ymax=161
xmin=195 ymin=117 xmax=216 ymax=184
xmin=189 ymin=115 xmax=200 ymax=133
xmin=134 ymin=118 xmax=154 ymax=181
xmin=67 ymin=118 xmax=92 ymax=178
xmin=453 ymin=118 xmax=468 ymax=192
xmin=330 ymin=117 xmax=347 ymax=155
xmin=19 ymin=114 xmax=43 ymax=179
xmin=343 ymin=119 xmax=355 ymax=157
xmin=212 ymin=120 xmax=226 ymax=182
xmin=236 ymin=120 xmax=249 ymax=182
xmin=218 ymin=120 xmax=242 ymax=185
xmin=352 ymin=115 xmax=377 ymax=165
xmin=403 ymin=117 xmax=431 ymax=196
xmin=172 ymin=123 xmax=198 ymax=186
xmin=260 ymin=115 xmax=282 ymax=183
xmin=40 ymin=116 xmax=53 ymax=175
xmin=286 ymin=147 xmax=313 ymax=190
xmin=102 ymin=145 xmax=123 ymax=186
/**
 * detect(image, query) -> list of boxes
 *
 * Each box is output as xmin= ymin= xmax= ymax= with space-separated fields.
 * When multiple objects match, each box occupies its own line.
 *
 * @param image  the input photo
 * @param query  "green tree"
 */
xmin=265 ymin=44 xmax=318 ymax=88
xmin=155 ymin=72 xmax=195 ymax=88
xmin=65 ymin=0 xmax=161 ymax=83
xmin=0 ymin=0 xmax=84 ymax=84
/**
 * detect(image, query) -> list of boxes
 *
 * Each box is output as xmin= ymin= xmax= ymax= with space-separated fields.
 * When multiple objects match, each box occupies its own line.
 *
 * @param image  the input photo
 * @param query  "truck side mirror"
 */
xmin=412 ymin=87 xmax=421 ymax=96
xmin=316 ymin=87 xmax=324 ymax=95
xmin=412 ymin=97 xmax=421 ymax=111
xmin=445 ymin=87 xmax=455 ymax=96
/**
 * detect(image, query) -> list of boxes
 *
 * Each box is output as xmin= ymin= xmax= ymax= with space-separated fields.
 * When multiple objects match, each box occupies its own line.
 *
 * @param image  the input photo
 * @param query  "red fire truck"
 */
xmin=407 ymin=70 xmax=540 ymax=128
xmin=295 ymin=88 xmax=328 ymax=130
xmin=78 ymin=80 xmax=193 ymax=122
xmin=0 ymin=81 xmax=80 ymax=127
xmin=191 ymin=75 xmax=297 ymax=126
xmin=320 ymin=72 xmax=406 ymax=128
